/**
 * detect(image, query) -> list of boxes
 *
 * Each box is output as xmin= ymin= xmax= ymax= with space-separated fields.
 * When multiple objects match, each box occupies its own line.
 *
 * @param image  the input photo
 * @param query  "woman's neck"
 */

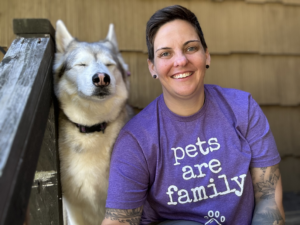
xmin=163 ymin=89 xmax=205 ymax=117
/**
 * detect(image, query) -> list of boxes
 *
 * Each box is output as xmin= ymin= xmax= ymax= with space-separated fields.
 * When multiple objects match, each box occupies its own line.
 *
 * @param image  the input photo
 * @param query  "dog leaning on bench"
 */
xmin=53 ymin=20 xmax=133 ymax=225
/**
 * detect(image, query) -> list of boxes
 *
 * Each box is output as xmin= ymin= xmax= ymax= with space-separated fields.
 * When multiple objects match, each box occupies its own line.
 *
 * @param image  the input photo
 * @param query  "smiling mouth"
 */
xmin=171 ymin=72 xmax=193 ymax=79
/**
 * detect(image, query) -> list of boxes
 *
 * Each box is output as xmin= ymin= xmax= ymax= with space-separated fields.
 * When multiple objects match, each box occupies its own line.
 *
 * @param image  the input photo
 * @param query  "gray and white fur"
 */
xmin=53 ymin=20 xmax=132 ymax=225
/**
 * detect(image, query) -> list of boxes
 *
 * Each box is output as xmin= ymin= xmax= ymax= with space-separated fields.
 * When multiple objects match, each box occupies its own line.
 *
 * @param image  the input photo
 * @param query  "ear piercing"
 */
xmin=206 ymin=65 xmax=209 ymax=69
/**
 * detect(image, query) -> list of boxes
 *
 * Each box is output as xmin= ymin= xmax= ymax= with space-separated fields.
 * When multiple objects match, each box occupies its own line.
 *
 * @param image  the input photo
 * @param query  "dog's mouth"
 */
xmin=92 ymin=87 xmax=110 ymax=97
xmin=77 ymin=88 xmax=110 ymax=100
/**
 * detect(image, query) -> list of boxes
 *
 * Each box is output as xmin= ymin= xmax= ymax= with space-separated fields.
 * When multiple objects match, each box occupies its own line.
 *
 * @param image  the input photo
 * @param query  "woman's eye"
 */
xmin=187 ymin=46 xmax=196 ymax=52
xmin=160 ymin=52 xmax=170 ymax=57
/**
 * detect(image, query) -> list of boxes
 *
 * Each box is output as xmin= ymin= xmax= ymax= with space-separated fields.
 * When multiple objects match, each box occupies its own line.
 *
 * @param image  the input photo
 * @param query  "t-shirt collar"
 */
xmin=158 ymin=87 xmax=209 ymax=122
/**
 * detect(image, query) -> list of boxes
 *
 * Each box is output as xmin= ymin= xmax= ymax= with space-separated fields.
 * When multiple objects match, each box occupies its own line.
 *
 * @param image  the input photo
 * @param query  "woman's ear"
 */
xmin=147 ymin=59 xmax=156 ymax=77
xmin=205 ymin=49 xmax=211 ymax=67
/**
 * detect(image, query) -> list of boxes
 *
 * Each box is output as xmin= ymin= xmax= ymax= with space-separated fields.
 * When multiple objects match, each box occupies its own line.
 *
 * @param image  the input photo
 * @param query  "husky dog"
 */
xmin=53 ymin=20 xmax=132 ymax=225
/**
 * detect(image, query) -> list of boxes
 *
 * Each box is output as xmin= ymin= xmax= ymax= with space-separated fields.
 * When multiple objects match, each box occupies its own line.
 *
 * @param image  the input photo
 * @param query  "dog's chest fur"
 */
xmin=59 ymin=108 xmax=129 ymax=224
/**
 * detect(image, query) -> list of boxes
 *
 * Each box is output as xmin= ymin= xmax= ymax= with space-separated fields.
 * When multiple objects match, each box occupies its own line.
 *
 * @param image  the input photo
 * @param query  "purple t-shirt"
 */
xmin=106 ymin=85 xmax=280 ymax=225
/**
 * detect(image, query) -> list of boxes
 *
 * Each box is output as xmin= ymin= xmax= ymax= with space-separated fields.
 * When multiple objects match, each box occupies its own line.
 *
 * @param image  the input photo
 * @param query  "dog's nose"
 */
xmin=92 ymin=73 xmax=110 ymax=87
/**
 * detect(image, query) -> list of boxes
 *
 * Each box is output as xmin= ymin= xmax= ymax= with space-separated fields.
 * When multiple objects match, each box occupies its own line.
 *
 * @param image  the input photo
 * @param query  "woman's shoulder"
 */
xmin=204 ymin=84 xmax=259 ymax=123
xmin=205 ymin=84 xmax=253 ymax=107
xmin=205 ymin=84 xmax=251 ymax=99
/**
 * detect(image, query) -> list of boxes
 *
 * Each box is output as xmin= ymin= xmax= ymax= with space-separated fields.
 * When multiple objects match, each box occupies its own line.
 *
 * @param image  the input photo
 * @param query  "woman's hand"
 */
xmin=250 ymin=164 xmax=285 ymax=225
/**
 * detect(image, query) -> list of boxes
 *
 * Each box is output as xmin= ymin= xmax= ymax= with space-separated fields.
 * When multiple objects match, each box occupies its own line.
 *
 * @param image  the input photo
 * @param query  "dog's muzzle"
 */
xmin=92 ymin=73 xmax=110 ymax=87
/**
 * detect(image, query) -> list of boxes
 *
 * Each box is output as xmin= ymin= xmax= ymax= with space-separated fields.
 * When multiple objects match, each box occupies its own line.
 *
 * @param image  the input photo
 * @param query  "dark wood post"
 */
xmin=0 ymin=19 xmax=62 ymax=225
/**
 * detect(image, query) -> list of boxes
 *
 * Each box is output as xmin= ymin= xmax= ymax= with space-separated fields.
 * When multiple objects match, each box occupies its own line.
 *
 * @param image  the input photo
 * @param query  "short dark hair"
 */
xmin=146 ymin=5 xmax=208 ymax=62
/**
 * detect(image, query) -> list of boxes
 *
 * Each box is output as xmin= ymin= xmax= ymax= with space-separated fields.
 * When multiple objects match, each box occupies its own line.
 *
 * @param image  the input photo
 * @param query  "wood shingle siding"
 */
xmin=1 ymin=1 xmax=300 ymax=53
xmin=262 ymin=106 xmax=300 ymax=157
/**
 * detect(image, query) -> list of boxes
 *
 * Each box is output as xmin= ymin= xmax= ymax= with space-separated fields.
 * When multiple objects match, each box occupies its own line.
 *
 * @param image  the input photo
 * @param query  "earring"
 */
xmin=153 ymin=75 xmax=158 ymax=79
xmin=206 ymin=65 xmax=209 ymax=69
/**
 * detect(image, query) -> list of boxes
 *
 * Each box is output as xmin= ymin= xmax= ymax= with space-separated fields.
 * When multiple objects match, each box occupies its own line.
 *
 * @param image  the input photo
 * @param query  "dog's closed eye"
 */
xmin=105 ymin=63 xmax=115 ymax=67
xmin=76 ymin=63 xmax=87 ymax=67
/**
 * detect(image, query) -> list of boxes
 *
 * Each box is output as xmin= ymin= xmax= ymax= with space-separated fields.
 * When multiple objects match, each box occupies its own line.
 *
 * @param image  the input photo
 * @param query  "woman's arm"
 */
xmin=250 ymin=164 xmax=285 ymax=225
xmin=101 ymin=206 xmax=143 ymax=225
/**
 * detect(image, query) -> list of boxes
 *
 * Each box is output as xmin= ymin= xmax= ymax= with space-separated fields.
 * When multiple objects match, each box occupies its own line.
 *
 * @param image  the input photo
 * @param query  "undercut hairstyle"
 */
xmin=146 ymin=5 xmax=208 ymax=62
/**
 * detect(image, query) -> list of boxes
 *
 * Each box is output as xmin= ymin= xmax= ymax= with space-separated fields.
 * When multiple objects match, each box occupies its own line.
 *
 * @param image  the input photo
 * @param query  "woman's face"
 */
xmin=148 ymin=19 xmax=210 ymax=101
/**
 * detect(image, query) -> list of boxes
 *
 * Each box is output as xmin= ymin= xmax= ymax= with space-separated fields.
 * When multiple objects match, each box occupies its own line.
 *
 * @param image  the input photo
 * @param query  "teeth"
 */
xmin=172 ymin=72 xmax=192 ymax=79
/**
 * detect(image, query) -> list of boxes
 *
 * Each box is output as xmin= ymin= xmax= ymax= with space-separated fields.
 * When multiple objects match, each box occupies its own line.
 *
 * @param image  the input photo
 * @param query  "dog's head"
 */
xmin=53 ymin=21 xmax=129 ymax=122
xmin=53 ymin=20 xmax=129 ymax=99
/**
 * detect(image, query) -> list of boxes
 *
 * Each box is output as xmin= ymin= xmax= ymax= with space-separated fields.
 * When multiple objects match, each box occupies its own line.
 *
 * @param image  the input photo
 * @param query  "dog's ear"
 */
xmin=55 ymin=20 xmax=74 ymax=53
xmin=106 ymin=24 xmax=119 ymax=50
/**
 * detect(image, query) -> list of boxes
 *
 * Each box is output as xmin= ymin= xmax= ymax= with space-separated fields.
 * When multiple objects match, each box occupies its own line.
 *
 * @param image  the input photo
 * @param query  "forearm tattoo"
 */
xmin=251 ymin=165 xmax=284 ymax=225
xmin=105 ymin=206 xmax=143 ymax=225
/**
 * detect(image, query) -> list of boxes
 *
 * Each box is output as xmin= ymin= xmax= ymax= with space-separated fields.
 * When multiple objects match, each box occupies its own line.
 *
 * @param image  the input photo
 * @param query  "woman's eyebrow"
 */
xmin=183 ymin=40 xmax=201 ymax=46
xmin=155 ymin=40 xmax=201 ymax=52
xmin=155 ymin=47 xmax=171 ymax=53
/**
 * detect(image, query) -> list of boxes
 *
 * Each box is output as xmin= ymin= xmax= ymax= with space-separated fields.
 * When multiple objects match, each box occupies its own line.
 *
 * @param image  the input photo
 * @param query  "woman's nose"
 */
xmin=173 ymin=53 xmax=188 ymax=67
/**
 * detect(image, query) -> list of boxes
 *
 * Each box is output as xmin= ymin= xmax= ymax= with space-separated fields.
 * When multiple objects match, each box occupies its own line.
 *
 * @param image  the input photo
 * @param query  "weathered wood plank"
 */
xmin=28 ymin=102 xmax=63 ymax=225
xmin=280 ymin=157 xmax=300 ymax=192
xmin=13 ymin=19 xmax=55 ymax=40
xmin=0 ymin=37 xmax=49 ymax=171
xmin=283 ymin=193 xmax=300 ymax=213
xmin=285 ymin=210 xmax=300 ymax=225
xmin=0 ymin=36 xmax=55 ymax=225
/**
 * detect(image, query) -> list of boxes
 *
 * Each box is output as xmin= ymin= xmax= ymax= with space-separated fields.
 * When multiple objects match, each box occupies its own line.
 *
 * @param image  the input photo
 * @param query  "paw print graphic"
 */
xmin=204 ymin=210 xmax=225 ymax=225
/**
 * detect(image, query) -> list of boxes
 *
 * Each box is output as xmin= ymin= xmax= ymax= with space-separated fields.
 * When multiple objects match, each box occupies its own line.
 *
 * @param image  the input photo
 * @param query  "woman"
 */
xmin=102 ymin=5 xmax=285 ymax=225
